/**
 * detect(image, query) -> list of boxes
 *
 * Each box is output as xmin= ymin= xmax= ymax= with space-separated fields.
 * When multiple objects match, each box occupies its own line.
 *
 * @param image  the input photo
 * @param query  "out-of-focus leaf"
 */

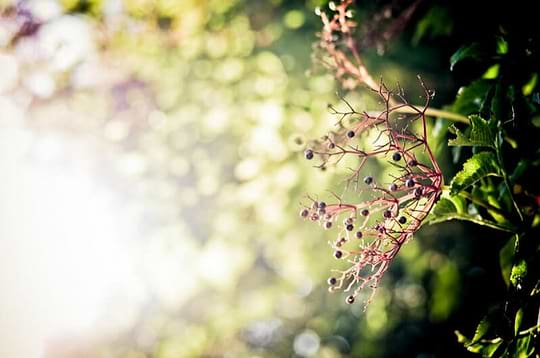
xmin=412 ymin=5 xmax=453 ymax=44
xmin=509 ymin=160 xmax=529 ymax=183
xmin=448 ymin=115 xmax=497 ymax=148
xmin=430 ymin=260 xmax=460 ymax=321
xmin=499 ymin=235 xmax=516 ymax=287
xmin=496 ymin=36 xmax=508 ymax=55
xmin=491 ymin=83 xmax=515 ymax=123
xmin=496 ymin=181 xmax=513 ymax=213
xmin=451 ymin=145 xmax=463 ymax=164
xmin=485 ymin=194 xmax=507 ymax=224
xmin=522 ymin=73 xmax=538 ymax=96
xmin=515 ymin=335 xmax=535 ymax=357
xmin=450 ymin=43 xmax=484 ymax=71
xmin=450 ymin=152 xmax=501 ymax=194
xmin=482 ymin=64 xmax=499 ymax=79
xmin=514 ymin=308 xmax=524 ymax=336
xmin=453 ymin=80 xmax=492 ymax=115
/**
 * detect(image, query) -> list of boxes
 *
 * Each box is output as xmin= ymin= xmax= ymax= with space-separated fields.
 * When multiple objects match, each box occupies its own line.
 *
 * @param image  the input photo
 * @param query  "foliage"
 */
xmin=413 ymin=2 xmax=540 ymax=356
xmin=1 ymin=0 xmax=539 ymax=357
xmin=430 ymin=18 xmax=540 ymax=355
xmin=302 ymin=1 xmax=540 ymax=357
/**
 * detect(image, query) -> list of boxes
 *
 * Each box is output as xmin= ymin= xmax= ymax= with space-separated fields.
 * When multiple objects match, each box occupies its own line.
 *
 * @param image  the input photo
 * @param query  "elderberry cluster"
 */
xmin=299 ymin=81 xmax=443 ymax=308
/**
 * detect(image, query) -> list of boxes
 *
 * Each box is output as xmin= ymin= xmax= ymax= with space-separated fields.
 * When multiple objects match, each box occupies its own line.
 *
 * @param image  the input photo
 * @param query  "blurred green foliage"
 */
xmin=1 ymin=0 xmax=538 ymax=357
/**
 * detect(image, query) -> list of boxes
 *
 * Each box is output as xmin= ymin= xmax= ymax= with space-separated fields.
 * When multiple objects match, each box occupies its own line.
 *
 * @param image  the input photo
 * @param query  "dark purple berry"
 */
xmin=389 ymin=183 xmax=398 ymax=192
xmin=346 ymin=224 xmax=354 ymax=231
xmin=334 ymin=250 xmax=343 ymax=259
xmin=327 ymin=277 xmax=337 ymax=285
xmin=414 ymin=187 xmax=423 ymax=197
xmin=318 ymin=202 xmax=327 ymax=209
xmin=398 ymin=216 xmax=407 ymax=224
xmin=383 ymin=210 xmax=392 ymax=218
xmin=346 ymin=295 xmax=355 ymax=304
xmin=327 ymin=142 xmax=335 ymax=149
xmin=361 ymin=209 xmax=369 ymax=216
xmin=364 ymin=176 xmax=373 ymax=185
xmin=300 ymin=208 xmax=309 ymax=218
xmin=318 ymin=207 xmax=326 ymax=215
xmin=344 ymin=217 xmax=353 ymax=225
xmin=346 ymin=130 xmax=355 ymax=138
xmin=304 ymin=149 xmax=314 ymax=160
xmin=355 ymin=231 xmax=363 ymax=239
xmin=324 ymin=221 xmax=333 ymax=229
xmin=406 ymin=178 xmax=415 ymax=188
xmin=392 ymin=152 xmax=401 ymax=161
xmin=407 ymin=159 xmax=418 ymax=166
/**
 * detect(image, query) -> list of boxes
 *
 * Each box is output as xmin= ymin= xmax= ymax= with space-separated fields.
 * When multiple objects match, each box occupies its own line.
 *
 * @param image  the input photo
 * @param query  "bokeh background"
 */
xmin=0 ymin=1 xmax=509 ymax=357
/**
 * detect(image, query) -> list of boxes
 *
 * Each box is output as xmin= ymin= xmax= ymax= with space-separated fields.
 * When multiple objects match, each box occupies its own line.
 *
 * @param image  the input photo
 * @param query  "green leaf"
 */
xmin=510 ymin=259 xmax=527 ymax=289
xmin=450 ymin=43 xmax=484 ymax=71
xmin=509 ymin=160 xmax=530 ymax=183
xmin=514 ymin=308 xmax=524 ymax=336
xmin=431 ymin=197 xmax=459 ymax=217
xmin=450 ymin=152 xmax=501 ymax=194
xmin=479 ymin=340 xmax=504 ymax=357
xmin=491 ymin=83 xmax=515 ymax=123
xmin=412 ymin=5 xmax=453 ymax=45
xmin=486 ymin=194 xmax=508 ymax=224
xmin=430 ymin=261 xmax=460 ymax=321
xmin=482 ymin=64 xmax=499 ymax=79
xmin=448 ymin=115 xmax=497 ymax=148
xmin=426 ymin=197 xmax=514 ymax=232
xmin=515 ymin=335 xmax=535 ymax=357
xmin=455 ymin=330 xmax=471 ymax=345
xmin=522 ymin=73 xmax=538 ymax=96
xmin=496 ymin=36 xmax=508 ymax=55
xmin=467 ymin=340 xmax=504 ymax=356
xmin=450 ymin=194 xmax=467 ymax=214
xmin=470 ymin=317 xmax=491 ymax=345
xmin=453 ymin=80 xmax=492 ymax=115
xmin=499 ymin=236 xmax=517 ymax=287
